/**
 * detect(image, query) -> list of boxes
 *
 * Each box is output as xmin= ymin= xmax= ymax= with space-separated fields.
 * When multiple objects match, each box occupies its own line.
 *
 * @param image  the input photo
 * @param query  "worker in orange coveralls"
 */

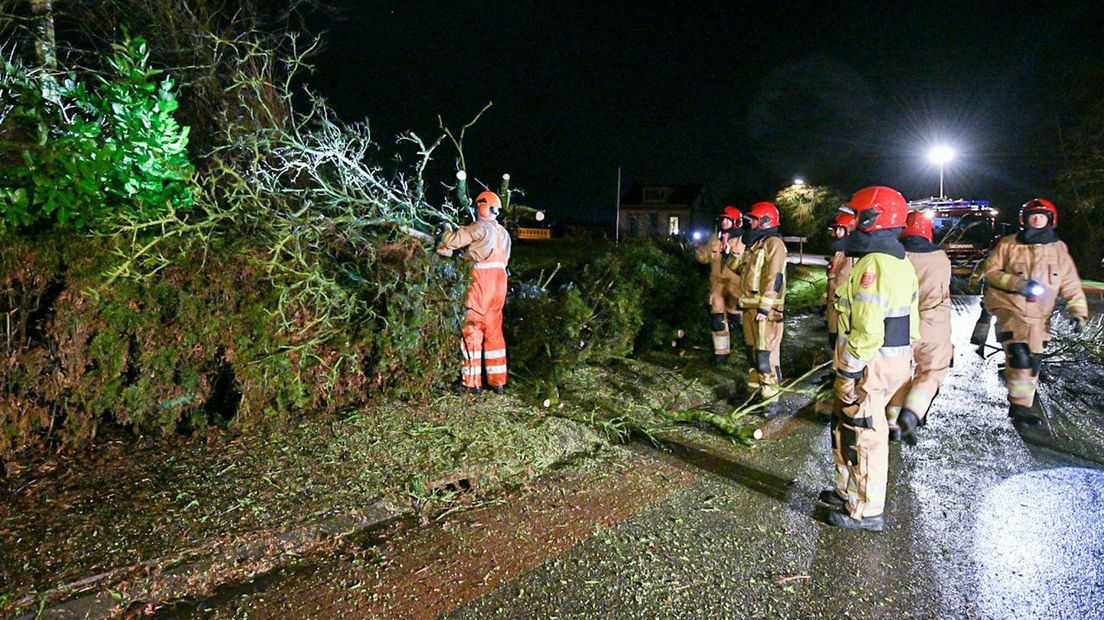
xmin=695 ymin=205 xmax=746 ymax=364
xmin=437 ymin=191 xmax=513 ymax=394
xmin=978 ymin=198 xmax=1088 ymax=425
xmin=887 ymin=209 xmax=953 ymax=445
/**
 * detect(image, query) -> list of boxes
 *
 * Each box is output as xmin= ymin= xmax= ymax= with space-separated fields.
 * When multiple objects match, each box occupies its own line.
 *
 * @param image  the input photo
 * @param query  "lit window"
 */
xmin=668 ymin=216 xmax=680 ymax=235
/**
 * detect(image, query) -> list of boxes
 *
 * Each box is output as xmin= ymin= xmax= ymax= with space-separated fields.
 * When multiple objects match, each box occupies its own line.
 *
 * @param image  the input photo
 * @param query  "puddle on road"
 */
xmin=974 ymin=467 xmax=1104 ymax=619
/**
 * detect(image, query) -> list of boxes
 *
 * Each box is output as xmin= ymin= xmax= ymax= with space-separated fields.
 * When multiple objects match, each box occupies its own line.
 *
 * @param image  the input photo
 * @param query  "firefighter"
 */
xmin=979 ymin=198 xmax=1088 ymax=424
xmin=437 ymin=191 xmax=513 ymax=394
xmin=825 ymin=211 xmax=857 ymax=351
xmin=887 ymin=210 xmax=953 ymax=445
xmin=695 ymin=206 xmax=745 ymax=364
xmin=736 ymin=201 xmax=787 ymax=412
xmin=822 ymin=186 xmax=919 ymax=531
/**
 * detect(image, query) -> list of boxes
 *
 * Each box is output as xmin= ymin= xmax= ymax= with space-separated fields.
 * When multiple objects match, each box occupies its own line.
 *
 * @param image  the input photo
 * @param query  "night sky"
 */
xmin=304 ymin=1 xmax=1103 ymax=223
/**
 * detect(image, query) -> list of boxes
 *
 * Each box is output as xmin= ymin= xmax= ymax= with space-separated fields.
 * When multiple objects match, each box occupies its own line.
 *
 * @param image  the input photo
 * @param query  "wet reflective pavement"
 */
xmin=174 ymin=297 xmax=1104 ymax=619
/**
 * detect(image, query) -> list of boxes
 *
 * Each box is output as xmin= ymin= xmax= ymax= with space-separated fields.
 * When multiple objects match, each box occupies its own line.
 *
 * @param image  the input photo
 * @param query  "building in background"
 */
xmin=618 ymin=184 xmax=704 ymax=240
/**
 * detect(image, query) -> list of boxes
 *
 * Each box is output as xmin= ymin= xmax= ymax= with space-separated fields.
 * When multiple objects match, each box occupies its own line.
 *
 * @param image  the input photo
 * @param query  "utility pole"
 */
xmin=615 ymin=167 xmax=621 ymax=243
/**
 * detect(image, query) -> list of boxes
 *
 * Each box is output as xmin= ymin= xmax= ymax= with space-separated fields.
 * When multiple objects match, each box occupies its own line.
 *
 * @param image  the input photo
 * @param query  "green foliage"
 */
xmin=0 ymin=34 xmax=192 ymax=232
xmin=0 ymin=234 xmax=465 ymax=457
xmin=97 ymin=36 xmax=193 ymax=215
xmin=506 ymin=240 xmax=706 ymax=395
xmin=784 ymin=264 xmax=829 ymax=313
xmin=774 ymin=183 xmax=845 ymax=253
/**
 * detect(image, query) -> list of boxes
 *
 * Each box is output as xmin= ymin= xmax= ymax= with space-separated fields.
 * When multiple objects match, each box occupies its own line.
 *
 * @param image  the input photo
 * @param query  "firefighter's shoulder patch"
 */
xmin=860 ymin=272 xmax=877 ymax=288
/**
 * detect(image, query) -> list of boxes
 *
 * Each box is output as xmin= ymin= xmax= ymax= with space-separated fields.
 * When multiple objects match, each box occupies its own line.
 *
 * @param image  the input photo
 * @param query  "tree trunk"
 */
xmin=31 ymin=0 xmax=56 ymax=69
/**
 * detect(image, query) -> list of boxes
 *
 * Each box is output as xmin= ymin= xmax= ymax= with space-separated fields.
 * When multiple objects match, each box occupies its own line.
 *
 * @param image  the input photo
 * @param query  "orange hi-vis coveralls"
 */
xmin=695 ymin=231 xmax=745 ymax=356
xmin=438 ymin=218 xmax=513 ymax=389
xmin=832 ymin=252 xmax=919 ymax=519
xmin=980 ymin=234 xmax=1087 ymax=407
xmin=887 ymin=248 xmax=953 ymax=428
xmin=825 ymin=249 xmax=857 ymax=350
xmin=737 ymin=234 xmax=787 ymax=398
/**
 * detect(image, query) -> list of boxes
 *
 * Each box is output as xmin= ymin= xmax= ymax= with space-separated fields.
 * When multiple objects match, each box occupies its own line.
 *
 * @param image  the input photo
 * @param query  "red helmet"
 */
xmin=1020 ymin=197 xmax=1057 ymax=228
xmin=843 ymin=186 xmax=908 ymax=232
xmin=744 ymin=201 xmax=780 ymax=229
xmin=829 ymin=211 xmax=855 ymax=231
xmin=475 ymin=191 xmax=502 ymax=219
xmin=719 ymin=205 xmax=742 ymax=222
xmin=902 ymin=210 xmax=934 ymax=242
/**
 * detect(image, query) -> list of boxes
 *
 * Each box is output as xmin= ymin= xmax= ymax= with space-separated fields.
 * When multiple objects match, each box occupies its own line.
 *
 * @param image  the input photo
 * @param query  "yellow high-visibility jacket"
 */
xmin=834 ymin=252 xmax=920 ymax=375
xmin=737 ymin=235 xmax=787 ymax=313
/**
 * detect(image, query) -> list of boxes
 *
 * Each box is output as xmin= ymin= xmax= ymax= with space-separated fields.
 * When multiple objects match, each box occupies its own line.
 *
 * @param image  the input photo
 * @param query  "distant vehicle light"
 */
xmin=990 ymin=209 xmax=998 ymax=216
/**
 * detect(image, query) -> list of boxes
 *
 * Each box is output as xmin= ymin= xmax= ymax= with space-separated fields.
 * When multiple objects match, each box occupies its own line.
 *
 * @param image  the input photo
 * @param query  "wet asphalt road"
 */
xmin=174 ymin=297 xmax=1104 ymax=619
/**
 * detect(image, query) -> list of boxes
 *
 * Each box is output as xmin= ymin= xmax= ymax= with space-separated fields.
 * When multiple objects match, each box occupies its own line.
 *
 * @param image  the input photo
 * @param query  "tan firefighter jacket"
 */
xmin=825 ymin=250 xmax=857 ymax=332
xmin=438 ymin=219 xmax=513 ymax=266
xmin=695 ymin=231 xmax=745 ymax=284
xmin=980 ymin=234 xmax=1087 ymax=321
xmin=907 ymin=249 xmax=952 ymax=343
xmin=738 ymin=234 xmax=787 ymax=313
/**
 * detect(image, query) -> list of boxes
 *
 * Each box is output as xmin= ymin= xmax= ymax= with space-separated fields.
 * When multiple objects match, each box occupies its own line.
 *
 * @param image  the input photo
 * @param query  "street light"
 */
xmin=928 ymin=146 xmax=955 ymax=198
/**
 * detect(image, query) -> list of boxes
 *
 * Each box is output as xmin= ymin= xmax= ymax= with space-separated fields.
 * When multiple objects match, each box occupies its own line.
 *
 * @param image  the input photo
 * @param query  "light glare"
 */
xmin=928 ymin=145 xmax=955 ymax=165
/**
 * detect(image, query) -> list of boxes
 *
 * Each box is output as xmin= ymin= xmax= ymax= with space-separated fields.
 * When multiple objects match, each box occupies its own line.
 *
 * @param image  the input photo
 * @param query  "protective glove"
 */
xmin=1071 ymin=315 xmax=1086 ymax=333
xmin=1019 ymin=279 xmax=1045 ymax=301
xmin=833 ymin=372 xmax=859 ymax=406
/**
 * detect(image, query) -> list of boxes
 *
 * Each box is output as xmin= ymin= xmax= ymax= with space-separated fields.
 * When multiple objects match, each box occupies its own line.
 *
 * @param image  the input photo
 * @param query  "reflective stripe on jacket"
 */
xmin=835 ymin=252 xmax=920 ymax=374
xmin=980 ymin=234 xmax=1087 ymax=320
xmin=737 ymin=235 xmax=787 ymax=312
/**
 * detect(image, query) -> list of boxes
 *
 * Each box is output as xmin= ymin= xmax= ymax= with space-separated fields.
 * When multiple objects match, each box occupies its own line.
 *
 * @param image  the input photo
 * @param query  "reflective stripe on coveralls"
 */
xmin=832 ymin=251 xmax=919 ymax=519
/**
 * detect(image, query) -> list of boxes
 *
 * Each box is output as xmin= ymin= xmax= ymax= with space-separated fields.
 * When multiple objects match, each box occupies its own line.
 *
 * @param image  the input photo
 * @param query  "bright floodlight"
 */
xmin=692 ymin=231 xmax=703 ymax=241
xmin=794 ymin=178 xmax=805 ymax=185
xmin=535 ymin=211 xmax=545 ymax=222
xmin=928 ymin=146 xmax=955 ymax=165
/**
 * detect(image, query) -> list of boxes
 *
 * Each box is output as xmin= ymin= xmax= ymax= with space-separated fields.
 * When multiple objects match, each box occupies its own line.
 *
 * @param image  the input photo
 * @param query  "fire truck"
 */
xmin=908 ymin=198 xmax=1003 ymax=276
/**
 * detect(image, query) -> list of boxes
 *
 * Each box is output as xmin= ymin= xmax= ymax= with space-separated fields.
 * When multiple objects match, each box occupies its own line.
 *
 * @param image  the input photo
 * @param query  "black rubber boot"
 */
xmin=488 ymin=385 xmax=506 ymax=395
xmin=827 ymin=509 xmax=884 ymax=532
xmin=1008 ymin=403 xmax=1041 ymax=425
xmin=450 ymin=380 xmax=482 ymax=395
xmin=818 ymin=489 xmax=845 ymax=509
xmin=888 ymin=428 xmax=901 ymax=442
xmin=713 ymin=354 xmax=729 ymax=366
xmin=898 ymin=409 xmax=920 ymax=446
